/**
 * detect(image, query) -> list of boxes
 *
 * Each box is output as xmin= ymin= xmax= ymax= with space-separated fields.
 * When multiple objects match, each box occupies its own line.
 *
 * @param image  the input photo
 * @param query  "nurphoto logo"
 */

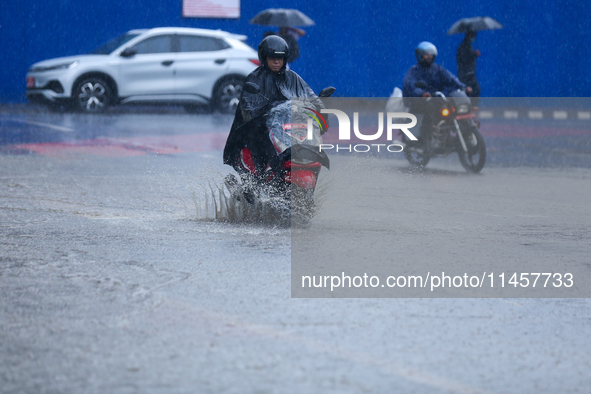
xmin=308 ymin=110 xmax=419 ymax=153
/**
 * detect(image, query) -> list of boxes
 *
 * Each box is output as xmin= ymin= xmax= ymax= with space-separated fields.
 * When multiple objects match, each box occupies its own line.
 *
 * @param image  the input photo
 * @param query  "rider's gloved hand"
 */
xmin=262 ymin=101 xmax=284 ymax=116
xmin=261 ymin=103 xmax=274 ymax=117
xmin=465 ymin=87 xmax=473 ymax=95
xmin=421 ymin=92 xmax=432 ymax=98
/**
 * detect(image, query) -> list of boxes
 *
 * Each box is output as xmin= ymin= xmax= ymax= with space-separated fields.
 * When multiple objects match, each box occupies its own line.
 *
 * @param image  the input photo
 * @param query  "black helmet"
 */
xmin=258 ymin=35 xmax=290 ymax=70
xmin=415 ymin=41 xmax=438 ymax=65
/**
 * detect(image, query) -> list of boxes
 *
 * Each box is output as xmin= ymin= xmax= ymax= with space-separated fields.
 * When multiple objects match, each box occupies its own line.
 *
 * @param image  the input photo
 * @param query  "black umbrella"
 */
xmin=249 ymin=8 xmax=315 ymax=27
xmin=447 ymin=16 xmax=503 ymax=35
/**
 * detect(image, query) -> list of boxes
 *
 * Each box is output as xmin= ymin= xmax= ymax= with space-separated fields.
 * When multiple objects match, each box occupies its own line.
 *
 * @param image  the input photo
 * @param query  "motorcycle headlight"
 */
xmin=29 ymin=61 xmax=79 ymax=73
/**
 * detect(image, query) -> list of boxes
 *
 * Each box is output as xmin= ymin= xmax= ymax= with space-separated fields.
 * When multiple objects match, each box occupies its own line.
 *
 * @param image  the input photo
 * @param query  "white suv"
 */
xmin=26 ymin=27 xmax=260 ymax=113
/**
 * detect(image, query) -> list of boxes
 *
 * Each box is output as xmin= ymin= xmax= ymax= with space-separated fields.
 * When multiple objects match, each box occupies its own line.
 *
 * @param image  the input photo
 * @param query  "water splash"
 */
xmin=188 ymin=174 xmax=290 ymax=226
xmin=184 ymin=169 xmax=333 ymax=227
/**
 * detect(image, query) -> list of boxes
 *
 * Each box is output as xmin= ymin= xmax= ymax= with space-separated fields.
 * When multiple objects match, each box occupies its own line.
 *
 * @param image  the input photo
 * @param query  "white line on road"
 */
xmin=504 ymin=111 xmax=519 ymax=119
xmin=476 ymin=110 xmax=591 ymax=120
xmin=4 ymin=117 xmax=75 ymax=132
xmin=528 ymin=111 xmax=544 ymax=119
xmin=478 ymin=111 xmax=493 ymax=119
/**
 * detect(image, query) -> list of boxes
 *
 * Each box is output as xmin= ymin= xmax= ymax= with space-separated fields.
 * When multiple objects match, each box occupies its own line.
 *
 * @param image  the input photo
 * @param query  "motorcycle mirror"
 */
xmin=319 ymin=86 xmax=336 ymax=98
xmin=414 ymin=81 xmax=428 ymax=89
xmin=244 ymin=82 xmax=261 ymax=94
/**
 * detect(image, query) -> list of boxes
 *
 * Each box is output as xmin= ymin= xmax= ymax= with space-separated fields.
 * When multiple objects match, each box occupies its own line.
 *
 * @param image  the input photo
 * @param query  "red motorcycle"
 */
xmin=225 ymin=83 xmax=335 ymax=222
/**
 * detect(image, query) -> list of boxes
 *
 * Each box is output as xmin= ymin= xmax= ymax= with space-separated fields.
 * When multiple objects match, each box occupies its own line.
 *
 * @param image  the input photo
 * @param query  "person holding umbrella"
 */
xmin=263 ymin=27 xmax=305 ymax=64
xmin=278 ymin=26 xmax=305 ymax=63
xmin=448 ymin=16 xmax=504 ymax=108
xmin=456 ymin=30 xmax=481 ymax=107
xmin=251 ymin=9 xmax=315 ymax=65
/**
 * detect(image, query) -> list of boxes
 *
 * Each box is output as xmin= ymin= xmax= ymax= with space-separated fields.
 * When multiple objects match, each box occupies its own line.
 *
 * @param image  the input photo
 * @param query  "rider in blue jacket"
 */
xmin=403 ymin=42 xmax=471 ymax=101
xmin=402 ymin=42 xmax=472 ymax=147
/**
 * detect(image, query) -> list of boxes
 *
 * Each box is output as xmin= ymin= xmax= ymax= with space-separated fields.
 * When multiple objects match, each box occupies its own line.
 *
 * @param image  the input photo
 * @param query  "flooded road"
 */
xmin=1 ymin=105 xmax=591 ymax=393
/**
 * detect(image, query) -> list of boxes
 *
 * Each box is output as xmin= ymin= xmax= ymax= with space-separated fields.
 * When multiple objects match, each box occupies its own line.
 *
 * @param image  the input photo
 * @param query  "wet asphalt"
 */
xmin=1 ymin=103 xmax=590 ymax=393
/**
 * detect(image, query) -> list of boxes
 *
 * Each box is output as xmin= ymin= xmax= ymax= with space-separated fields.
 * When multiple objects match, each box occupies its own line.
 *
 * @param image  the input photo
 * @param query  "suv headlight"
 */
xmin=29 ymin=61 xmax=79 ymax=73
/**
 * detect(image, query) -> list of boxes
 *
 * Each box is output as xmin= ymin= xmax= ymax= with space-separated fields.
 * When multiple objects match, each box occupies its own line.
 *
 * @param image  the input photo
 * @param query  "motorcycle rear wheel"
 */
xmin=458 ymin=126 xmax=486 ymax=173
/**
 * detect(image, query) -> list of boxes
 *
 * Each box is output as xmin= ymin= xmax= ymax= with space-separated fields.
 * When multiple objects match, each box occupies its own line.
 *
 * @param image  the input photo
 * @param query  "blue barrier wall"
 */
xmin=1 ymin=0 xmax=589 ymax=102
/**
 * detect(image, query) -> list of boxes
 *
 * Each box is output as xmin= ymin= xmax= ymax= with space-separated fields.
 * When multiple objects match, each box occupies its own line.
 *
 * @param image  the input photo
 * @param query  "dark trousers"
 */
xmin=243 ymin=118 xmax=280 ymax=177
xmin=461 ymin=76 xmax=481 ymax=107
xmin=409 ymin=98 xmax=442 ymax=146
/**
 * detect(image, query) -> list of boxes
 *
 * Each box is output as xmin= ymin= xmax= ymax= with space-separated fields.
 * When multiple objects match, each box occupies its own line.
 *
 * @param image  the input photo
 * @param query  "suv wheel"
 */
xmin=74 ymin=77 xmax=113 ymax=113
xmin=213 ymin=77 xmax=244 ymax=114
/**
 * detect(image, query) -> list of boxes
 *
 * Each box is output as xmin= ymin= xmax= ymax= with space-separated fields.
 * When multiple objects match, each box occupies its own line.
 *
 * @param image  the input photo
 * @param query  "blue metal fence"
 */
xmin=1 ymin=0 xmax=589 ymax=102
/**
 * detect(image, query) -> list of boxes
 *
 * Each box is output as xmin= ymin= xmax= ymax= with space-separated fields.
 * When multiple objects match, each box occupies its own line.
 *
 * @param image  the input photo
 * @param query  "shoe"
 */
xmin=224 ymin=174 xmax=240 ymax=192
xmin=242 ymin=189 xmax=255 ymax=204
xmin=409 ymin=148 xmax=425 ymax=155
xmin=224 ymin=174 xmax=243 ymax=201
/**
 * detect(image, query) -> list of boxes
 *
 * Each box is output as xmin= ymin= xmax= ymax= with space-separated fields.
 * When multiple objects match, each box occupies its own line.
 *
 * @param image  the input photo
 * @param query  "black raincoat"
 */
xmin=223 ymin=66 xmax=324 ymax=168
xmin=456 ymin=35 xmax=481 ymax=101
xmin=456 ymin=35 xmax=478 ymax=83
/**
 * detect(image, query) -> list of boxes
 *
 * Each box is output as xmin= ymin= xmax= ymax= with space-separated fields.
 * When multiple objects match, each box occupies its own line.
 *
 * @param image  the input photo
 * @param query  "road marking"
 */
xmin=84 ymin=216 xmax=131 ymax=220
xmin=4 ymin=117 xmax=75 ymax=132
xmin=528 ymin=111 xmax=543 ymax=119
xmin=5 ymin=133 xmax=227 ymax=157
xmin=504 ymin=111 xmax=519 ymax=119
xmin=475 ymin=110 xmax=591 ymax=120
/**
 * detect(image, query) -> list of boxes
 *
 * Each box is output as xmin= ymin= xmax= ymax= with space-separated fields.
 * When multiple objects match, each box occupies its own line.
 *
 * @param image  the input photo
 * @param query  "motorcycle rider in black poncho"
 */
xmin=223 ymin=35 xmax=324 ymax=177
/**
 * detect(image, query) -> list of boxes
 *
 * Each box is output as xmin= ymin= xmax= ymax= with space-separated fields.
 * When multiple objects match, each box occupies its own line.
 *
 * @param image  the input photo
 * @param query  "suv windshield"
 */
xmin=90 ymin=33 xmax=141 ymax=55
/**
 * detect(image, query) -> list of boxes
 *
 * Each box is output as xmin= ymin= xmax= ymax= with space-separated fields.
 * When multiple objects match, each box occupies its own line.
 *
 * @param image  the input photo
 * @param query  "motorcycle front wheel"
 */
xmin=458 ymin=126 xmax=486 ymax=173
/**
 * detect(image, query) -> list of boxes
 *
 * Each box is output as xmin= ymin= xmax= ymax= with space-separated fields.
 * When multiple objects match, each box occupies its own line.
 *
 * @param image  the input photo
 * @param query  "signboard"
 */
xmin=182 ymin=0 xmax=240 ymax=18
